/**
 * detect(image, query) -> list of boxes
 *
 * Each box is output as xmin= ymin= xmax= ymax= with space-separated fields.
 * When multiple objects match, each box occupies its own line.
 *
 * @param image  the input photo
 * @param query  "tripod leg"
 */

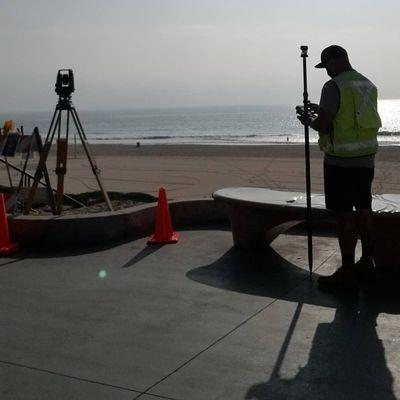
xmin=56 ymin=103 xmax=71 ymax=214
xmin=70 ymin=107 xmax=113 ymax=211
xmin=14 ymin=133 xmax=34 ymax=213
xmin=55 ymin=138 xmax=68 ymax=214
xmin=36 ymin=132 xmax=57 ymax=214
xmin=24 ymin=110 xmax=59 ymax=215
xmin=54 ymin=109 xmax=70 ymax=214
xmin=5 ymin=157 xmax=14 ymax=188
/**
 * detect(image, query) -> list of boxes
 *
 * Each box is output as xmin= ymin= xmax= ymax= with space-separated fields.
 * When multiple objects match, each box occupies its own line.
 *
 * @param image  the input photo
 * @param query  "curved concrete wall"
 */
xmin=8 ymin=199 xmax=228 ymax=248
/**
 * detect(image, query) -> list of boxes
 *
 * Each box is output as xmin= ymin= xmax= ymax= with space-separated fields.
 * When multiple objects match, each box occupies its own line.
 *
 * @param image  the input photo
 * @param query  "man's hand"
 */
xmin=297 ymin=113 xmax=315 ymax=126
xmin=295 ymin=103 xmax=320 ymax=128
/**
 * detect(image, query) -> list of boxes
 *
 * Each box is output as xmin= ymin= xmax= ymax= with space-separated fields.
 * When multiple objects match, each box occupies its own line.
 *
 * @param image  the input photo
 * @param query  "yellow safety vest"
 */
xmin=319 ymin=70 xmax=381 ymax=157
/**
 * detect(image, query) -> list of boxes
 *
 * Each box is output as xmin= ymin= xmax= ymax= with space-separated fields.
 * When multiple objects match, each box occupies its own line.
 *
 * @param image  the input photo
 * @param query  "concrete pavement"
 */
xmin=1 ymin=226 xmax=400 ymax=399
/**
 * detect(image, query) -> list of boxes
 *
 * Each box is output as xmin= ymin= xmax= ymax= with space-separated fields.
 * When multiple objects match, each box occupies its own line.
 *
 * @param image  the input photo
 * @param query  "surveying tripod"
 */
xmin=24 ymin=96 xmax=113 ymax=215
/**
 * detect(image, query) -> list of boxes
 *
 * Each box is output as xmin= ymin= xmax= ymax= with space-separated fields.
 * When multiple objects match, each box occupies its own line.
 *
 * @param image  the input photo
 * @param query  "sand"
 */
xmin=1 ymin=144 xmax=400 ymax=200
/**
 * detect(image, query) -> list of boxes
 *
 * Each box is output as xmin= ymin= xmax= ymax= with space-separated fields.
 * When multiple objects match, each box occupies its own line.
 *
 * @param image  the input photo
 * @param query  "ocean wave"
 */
xmin=89 ymin=133 xmax=265 ymax=141
xmin=84 ymin=131 xmax=400 ymax=145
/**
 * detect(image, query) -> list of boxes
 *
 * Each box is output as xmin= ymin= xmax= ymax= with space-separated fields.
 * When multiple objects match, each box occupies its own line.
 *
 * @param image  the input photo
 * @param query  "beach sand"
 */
xmin=2 ymin=144 xmax=400 ymax=200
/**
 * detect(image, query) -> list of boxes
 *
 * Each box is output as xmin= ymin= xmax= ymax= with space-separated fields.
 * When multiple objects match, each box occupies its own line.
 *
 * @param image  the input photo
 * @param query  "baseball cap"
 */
xmin=315 ymin=45 xmax=348 ymax=68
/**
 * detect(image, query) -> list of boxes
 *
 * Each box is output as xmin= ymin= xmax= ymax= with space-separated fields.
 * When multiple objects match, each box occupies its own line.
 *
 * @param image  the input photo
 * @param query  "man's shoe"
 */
xmin=317 ymin=267 xmax=357 ymax=291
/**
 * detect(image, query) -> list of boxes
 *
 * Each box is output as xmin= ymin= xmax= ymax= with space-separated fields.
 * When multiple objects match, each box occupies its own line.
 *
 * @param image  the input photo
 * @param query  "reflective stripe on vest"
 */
xmin=330 ymin=137 xmax=378 ymax=153
xmin=339 ymin=80 xmax=379 ymax=124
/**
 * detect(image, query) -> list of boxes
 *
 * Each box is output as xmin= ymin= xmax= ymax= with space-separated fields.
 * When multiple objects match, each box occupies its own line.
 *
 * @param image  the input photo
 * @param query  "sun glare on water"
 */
xmin=378 ymin=99 xmax=400 ymax=136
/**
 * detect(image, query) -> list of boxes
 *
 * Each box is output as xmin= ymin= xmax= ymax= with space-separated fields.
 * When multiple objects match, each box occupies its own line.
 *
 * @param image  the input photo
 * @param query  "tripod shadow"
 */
xmin=245 ymin=297 xmax=396 ymax=400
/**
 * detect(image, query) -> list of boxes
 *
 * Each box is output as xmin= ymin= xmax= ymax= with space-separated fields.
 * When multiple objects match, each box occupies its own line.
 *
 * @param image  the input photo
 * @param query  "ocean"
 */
xmin=1 ymin=100 xmax=399 ymax=146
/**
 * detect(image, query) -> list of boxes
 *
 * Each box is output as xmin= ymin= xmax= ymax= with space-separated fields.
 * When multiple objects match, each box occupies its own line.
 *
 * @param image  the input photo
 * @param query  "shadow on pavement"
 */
xmin=187 ymin=246 xmax=400 ymax=312
xmin=188 ymin=246 xmax=400 ymax=399
xmin=121 ymin=244 xmax=163 ymax=268
xmin=7 ymin=238 xmax=135 ymax=259
xmin=245 ymin=298 xmax=396 ymax=400
xmin=0 ymin=257 xmax=26 ymax=267
xmin=187 ymin=246 xmax=334 ymax=308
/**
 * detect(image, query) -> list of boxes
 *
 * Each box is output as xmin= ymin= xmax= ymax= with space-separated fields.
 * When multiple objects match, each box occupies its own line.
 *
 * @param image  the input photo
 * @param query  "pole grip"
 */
xmin=301 ymin=46 xmax=309 ymax=107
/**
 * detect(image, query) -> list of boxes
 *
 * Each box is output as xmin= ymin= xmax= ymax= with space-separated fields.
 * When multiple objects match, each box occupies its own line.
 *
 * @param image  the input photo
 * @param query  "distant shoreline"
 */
xmin=83 ymin=143 xmax=324 ymax=159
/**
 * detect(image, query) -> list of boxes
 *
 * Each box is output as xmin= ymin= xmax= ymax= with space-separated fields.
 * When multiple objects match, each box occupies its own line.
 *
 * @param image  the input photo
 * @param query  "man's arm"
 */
xmin=311 ymin=80 xmax=339 ymax=132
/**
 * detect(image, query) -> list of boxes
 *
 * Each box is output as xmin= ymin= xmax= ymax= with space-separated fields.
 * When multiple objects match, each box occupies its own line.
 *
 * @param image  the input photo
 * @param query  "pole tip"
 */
xmin=300 ymin=46 xmax=308 ymax=57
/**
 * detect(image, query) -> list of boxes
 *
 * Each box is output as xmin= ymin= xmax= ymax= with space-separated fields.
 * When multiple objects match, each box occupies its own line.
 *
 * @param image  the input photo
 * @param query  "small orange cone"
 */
xmin=148 ymin=187 xmax=179 ymax=245
xmin=0 ymin=193 xmax=19 ymax=255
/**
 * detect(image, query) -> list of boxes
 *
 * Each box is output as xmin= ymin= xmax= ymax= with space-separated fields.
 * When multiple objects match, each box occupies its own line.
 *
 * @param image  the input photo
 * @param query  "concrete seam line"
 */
xmin=134 ymin=269 xmax=320 ymax=399
xmin=131 ymin=392 xmax=179 ymax=400
xmin=0 ymin=359 xmax=179 ymax=400
xmin=0 ymin=359 xmax=143 ymax=395
xmin=313 ymin=250 xmax=338 ymax=272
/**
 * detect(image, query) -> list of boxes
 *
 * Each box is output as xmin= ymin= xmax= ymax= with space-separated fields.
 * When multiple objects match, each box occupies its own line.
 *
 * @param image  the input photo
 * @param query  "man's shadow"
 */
xmin=187 ymin=246 xmax=399 ymax=400
xmin=245 ymin=299 xmax=396 ymax=400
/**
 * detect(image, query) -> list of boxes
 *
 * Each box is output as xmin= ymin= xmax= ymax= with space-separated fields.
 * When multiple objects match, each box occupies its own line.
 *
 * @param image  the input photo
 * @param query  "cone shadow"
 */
xmin=121 ymin=244 xmax=164 ymax=268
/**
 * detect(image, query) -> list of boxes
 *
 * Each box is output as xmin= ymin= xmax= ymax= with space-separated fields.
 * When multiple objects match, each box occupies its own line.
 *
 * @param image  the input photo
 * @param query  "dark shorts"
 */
xmin=324 ymin=162 xmax=374 ymax=212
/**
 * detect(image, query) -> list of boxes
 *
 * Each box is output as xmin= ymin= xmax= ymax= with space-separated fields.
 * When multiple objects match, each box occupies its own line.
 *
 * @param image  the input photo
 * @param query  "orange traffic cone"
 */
xmin=148 ymin=187 xmax=179 ymax=245
xmin=0 ymin=193 xmax=19 ymax=255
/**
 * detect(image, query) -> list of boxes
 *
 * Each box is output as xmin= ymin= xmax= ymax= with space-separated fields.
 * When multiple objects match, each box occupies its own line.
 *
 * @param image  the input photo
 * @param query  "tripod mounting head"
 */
xmin=55 ymin=69 xmax=75 ymax=99
xmin=300 ymin=45 xmax=308 ymax=57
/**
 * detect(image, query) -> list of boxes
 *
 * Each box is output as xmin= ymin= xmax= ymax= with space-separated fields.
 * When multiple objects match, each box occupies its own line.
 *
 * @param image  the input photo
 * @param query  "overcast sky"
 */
xmin=1 ymin=0 xmax=399 ymax=112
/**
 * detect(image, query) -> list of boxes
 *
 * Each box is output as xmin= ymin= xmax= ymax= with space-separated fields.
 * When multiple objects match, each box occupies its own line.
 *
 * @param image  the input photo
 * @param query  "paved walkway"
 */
xmin=1 ymin=227 xmax=400 ymax=399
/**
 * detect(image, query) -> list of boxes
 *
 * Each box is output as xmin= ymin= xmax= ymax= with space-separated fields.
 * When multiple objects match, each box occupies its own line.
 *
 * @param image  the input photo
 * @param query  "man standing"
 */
xmin=300 ymin=45 xmax=382 ymax=289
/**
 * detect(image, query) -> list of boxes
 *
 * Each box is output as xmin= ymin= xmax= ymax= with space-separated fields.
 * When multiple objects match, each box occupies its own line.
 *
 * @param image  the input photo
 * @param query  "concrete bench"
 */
xmin=213 ymin=187 xmax=400 ymax=270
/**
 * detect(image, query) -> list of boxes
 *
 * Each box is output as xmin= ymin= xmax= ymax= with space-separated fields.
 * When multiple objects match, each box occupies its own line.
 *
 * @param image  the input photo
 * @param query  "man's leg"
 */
xmin=335 ymin=211 xmax=358 ymax=268
xmin=318 ymin=211 xmax=358 ymax=290
xmin=355 ymin=208 xmax=374 ymax=261
xmin=319 ymin=162 xmax=358 ymax=289
xmin=353 ymin=165 xmax=375 ymax=271
xmin=354 ymin=207 xmax=375 ymax=283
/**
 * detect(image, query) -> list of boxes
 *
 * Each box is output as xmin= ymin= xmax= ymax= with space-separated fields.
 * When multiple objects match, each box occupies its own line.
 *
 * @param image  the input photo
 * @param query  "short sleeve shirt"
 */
xmin=319 ymin=81 xmax=340 ymax=116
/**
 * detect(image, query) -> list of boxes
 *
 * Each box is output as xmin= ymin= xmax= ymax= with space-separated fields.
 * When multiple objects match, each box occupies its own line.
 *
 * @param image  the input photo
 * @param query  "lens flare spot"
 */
xmin=98 ymin=270 xmax=107 ymax=279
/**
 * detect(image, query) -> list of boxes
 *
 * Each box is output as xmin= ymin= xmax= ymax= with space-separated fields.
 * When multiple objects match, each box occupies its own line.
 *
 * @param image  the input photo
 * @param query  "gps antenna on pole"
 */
xmin=300 ymin=45 xmax=313 ymax=276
